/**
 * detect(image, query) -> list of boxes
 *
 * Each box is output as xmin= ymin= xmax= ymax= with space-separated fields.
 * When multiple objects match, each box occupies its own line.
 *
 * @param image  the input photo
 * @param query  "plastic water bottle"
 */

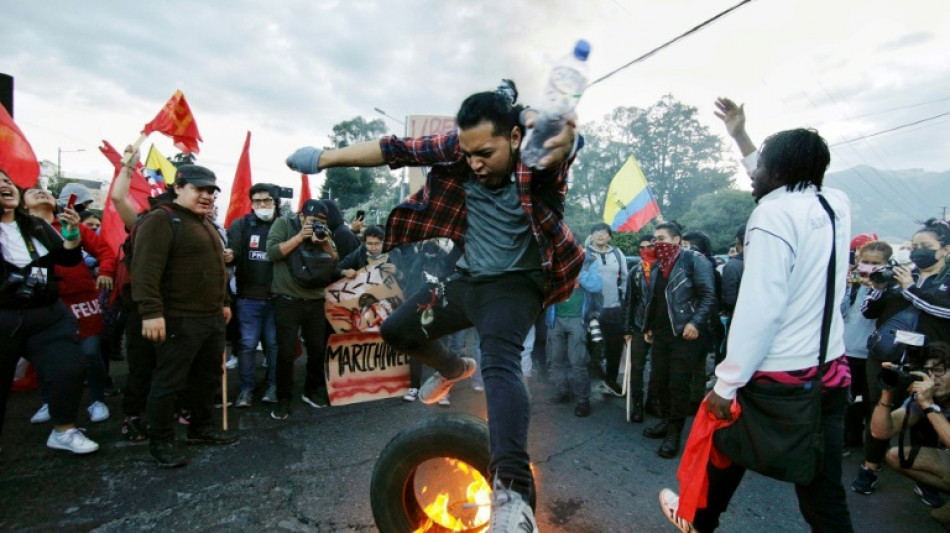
xmin=520 ymin=39 xmax=591 ymax=169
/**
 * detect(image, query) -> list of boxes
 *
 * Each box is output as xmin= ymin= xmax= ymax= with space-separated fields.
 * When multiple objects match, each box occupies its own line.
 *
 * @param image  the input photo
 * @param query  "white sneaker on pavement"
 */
xmin=31 ymin=404 xmax=51 ymax=424
xmin=87 ymin=401 xmax=110 ymax=423
xmin=659 ymin=488 xmax=695 ymax=533
xmin=225 ymin=355 xmax=238 ymax=370
xmin=47 ymin=428 xmax=99 ymax=454
xmin=419 ymin=358 xmax=477 ymax=405
xmin=402 ymin=388 xmax=419 ymax=402
xmin=438 ymin=395 xmax=451 ymax=407
xmin=487 ymin=479 xmax=538 ymax=533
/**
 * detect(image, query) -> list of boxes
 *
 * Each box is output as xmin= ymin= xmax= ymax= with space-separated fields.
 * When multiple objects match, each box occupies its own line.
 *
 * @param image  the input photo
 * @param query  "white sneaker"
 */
xmin=473 ymin=384 xmax=485 ymax=392
xmin=47 ymin=428 xmax=99 ymax=454
xmin=30 ymin=404 xmax=51 ymax=424
xmin=438 ymin=395 xmax=451 ymax=407
xmin=488 ymin=479 xmax=538 ymax=533
xmin=659 ymin=488 xmax=695 ymax=533
xmin=402 ymin=388 xmax=419 ymax=402
xmin=225 ymin=356 xmax=239 ymax=370
xmin=87 ymin=401 xmax=110 ymax=423
xmin=419 ymin=358 xmax=477 ymax=405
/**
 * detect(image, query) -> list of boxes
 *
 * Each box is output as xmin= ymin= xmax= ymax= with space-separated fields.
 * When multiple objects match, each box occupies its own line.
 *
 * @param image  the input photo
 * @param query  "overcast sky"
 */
xmin=2 ymin=0 xmax=948 ymax=206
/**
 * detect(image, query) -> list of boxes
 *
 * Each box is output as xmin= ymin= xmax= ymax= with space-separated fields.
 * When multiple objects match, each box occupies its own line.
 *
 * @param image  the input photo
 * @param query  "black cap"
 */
xmin=175 ymin=165 xmax=220 ymax=191
xmin=301 ymin=199 xmax=326 ymax=217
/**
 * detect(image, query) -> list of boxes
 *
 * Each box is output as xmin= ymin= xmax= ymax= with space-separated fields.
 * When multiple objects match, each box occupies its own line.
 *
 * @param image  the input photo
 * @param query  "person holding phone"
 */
xmin=0 ymin=169 xmax=100 ymax=454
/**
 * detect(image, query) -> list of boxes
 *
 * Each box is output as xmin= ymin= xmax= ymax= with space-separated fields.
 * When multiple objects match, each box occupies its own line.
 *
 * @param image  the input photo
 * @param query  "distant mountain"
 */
xmin=824 ymin=166 xmax=950 ymax=243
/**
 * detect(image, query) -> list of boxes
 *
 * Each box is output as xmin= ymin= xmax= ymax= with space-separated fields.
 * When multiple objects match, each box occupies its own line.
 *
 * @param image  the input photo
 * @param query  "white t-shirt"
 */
xmin=0 ymin=220 xmax=50 ymax=282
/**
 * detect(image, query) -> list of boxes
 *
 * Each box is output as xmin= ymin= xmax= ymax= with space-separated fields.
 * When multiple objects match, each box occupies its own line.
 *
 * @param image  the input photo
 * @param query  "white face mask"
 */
xmin=254 ymin=208 xmax=275 ymax=221
xmin=895 ymin=249 xmax=912 ymax=265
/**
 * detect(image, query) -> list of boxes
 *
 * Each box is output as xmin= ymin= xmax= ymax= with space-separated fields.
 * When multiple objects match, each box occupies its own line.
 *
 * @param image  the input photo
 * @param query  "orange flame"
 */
xmin=411 ymin=459 xmax=492 ymax=532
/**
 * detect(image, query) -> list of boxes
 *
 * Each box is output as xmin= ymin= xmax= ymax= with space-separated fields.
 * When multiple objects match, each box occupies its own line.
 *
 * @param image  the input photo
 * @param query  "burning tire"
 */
xmin=370 ymin=413 xmax=492 ymax=533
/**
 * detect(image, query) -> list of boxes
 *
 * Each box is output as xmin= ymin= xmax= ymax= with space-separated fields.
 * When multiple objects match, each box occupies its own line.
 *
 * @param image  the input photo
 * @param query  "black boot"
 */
xmin=150 ymin=440 xmax=189 ymax=468
xmin=658 ymin=424 xmax=683 ymax=459
xmin=643 ymin=419 xmax=670 ymax=439
xmin=631 ymin=399 xmax=644 ymax=423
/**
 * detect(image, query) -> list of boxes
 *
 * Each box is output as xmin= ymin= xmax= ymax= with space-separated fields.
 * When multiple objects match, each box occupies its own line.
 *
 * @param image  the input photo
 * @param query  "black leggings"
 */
xmin=0 ymin=302 xmax=85 ymax=436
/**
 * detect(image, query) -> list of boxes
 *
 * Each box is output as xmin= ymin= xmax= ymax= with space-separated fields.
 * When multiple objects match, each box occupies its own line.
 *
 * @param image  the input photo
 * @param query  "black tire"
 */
xmin=370 ymin=414 xmax=492 ymax=533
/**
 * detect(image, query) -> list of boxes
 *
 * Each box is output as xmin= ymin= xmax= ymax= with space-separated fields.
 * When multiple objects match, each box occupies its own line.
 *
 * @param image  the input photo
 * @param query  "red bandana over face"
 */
xmin=654 ymin=242 xmax=681 ymax=278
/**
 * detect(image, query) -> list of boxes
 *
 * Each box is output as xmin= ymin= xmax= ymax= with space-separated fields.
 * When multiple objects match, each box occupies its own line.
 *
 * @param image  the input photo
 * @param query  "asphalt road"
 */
xmin=0 ymin=355 xmax=943 ymax=533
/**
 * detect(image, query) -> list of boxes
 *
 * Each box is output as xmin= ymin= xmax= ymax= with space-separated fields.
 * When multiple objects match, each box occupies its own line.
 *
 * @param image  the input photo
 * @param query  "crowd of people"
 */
xmin=2 ymin=87 xmax=949 ymax=533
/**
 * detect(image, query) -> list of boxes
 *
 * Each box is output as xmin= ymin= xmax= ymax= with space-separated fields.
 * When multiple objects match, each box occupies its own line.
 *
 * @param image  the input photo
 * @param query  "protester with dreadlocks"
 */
xmin=286 ymin=80 xmax=583 ymax=533
xmin=660 ymin=98 xmax=855 ymax=532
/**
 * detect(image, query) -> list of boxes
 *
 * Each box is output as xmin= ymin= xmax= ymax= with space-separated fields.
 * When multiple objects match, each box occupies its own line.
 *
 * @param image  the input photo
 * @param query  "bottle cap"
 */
xmin=573 ymin=39 xmax=591 ymax=61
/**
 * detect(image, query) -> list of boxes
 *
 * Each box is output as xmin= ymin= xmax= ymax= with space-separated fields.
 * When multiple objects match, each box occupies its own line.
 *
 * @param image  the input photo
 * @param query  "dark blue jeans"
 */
xmin=236 ymin=297 xmax=277 ymax=392
xmin=380 ymin=271 xmax=543 ymax=501
xmin=693 ymin=387 xmax=854 ymax=532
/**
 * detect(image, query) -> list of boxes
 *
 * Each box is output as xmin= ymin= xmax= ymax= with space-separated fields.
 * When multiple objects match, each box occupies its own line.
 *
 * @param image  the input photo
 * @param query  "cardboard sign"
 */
xmin=325 ymin=331 xmax=411 ymax=406
xmin=324 ymin=259 xmax=410 ymax=405
xmin=407 ymin=114 xmax=455 ymax=195
xmin=325 ymin=257 xmax=405 ymax=334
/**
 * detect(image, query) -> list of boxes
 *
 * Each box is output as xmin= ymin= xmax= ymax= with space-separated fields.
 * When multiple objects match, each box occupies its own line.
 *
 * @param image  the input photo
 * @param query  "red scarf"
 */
xmin=654 ymin=242 xmax=681 ymax=278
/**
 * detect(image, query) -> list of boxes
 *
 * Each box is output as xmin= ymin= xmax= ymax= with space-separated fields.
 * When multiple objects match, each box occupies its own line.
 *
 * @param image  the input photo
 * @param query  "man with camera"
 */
xmin=265 ymin=199 xmax=337 ymax=420
xmin=871 ymin=342 xmax=950 ymax=528
xmin=586 ymin=223 xmax=628 ymax=397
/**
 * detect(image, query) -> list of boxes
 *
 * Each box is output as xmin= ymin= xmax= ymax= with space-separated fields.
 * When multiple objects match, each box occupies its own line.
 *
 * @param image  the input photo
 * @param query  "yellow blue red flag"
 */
xmin=145 ymin=144 xmax=179 ymax=185
xmin=603 ymin=155 xmax=660 ymax=232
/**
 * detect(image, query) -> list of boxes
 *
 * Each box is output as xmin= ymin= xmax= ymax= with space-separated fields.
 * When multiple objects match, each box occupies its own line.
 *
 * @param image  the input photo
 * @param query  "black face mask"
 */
xmin=911 ymin=248 xmax=940 ymax=270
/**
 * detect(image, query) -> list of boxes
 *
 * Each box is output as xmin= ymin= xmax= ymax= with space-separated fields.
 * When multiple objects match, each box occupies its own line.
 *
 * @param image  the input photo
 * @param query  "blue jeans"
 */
xmin=547 ymin=316 xmax=591 ymax=401
xmin=380 ymin=272 xmax=543 ymax=501
xmin=236 ymin=297 xmax=277 ymax=392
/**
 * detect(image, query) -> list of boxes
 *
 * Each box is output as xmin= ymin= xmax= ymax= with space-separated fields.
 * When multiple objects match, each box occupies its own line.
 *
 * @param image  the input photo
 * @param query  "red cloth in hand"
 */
xmin=676 ymin=398 xmax=741 ymax=522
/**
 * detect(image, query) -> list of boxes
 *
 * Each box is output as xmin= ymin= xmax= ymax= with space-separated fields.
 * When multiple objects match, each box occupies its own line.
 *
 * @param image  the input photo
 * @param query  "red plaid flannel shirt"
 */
xmin=380 ymin=133 xmax=585 ymax=306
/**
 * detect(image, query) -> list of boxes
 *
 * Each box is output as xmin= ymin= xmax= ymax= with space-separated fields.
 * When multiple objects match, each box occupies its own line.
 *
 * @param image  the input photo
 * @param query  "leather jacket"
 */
xmin=622 ymin=261 xmax=652 ymax=333
xmin=643 ymin=250 xmax=717 ymax=337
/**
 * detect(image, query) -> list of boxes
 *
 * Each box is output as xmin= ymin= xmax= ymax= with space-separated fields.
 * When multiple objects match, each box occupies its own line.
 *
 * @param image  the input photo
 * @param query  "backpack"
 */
xmin=867 ymin=305 xmax=921 ymax=363
xmin=287 ymin=218 xmax=338 ymax=289
xmin=112 ymin=204 xmax=182 ymax=307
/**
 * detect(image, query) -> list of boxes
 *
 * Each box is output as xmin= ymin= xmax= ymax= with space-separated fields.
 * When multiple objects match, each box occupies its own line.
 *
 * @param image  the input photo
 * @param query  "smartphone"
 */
xmin=356 ymin=210 xmax=366 ymax=221
xmin=65 ymin=193 xmax=78 ymax=210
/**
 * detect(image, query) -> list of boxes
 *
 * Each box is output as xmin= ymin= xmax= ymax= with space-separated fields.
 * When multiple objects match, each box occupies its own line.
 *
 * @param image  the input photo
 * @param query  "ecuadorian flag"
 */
xmin=145 ymin=144 xmax=179 ymax=185
xmin=603 ymin=155 xmax=660 ymax=232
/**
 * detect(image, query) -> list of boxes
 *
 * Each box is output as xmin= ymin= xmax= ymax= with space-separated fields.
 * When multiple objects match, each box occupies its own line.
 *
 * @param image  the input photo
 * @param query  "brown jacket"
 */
xmin=131 ymin=203 xmax=229 ymax=319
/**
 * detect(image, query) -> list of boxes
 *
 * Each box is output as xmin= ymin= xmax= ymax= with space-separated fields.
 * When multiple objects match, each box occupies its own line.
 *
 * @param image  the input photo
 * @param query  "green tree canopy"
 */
xmin=566 ymin=94 xmax=737 ymax=239
xmin=320 ymin=116 xmax=390 ymax=210
xmin=678 ymin=188 xmax=756 ymax=253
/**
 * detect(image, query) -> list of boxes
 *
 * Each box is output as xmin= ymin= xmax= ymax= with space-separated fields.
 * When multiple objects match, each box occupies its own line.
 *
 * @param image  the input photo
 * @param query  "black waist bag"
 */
xmin=712 ymin=380 xmax=824 ymax=485
xmin=288 ymin=243 xmax=337 ymax=289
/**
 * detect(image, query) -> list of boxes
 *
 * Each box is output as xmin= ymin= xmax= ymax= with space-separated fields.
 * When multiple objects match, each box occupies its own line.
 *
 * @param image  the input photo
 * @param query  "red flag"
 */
xmin=224 ymin=131 xmax=252 ymax=229
xmin=142 ymin=90 xmax=203 ymax=154
xmin=0 ymin=104 xmax=40 ymax=188
xmin=298 ymin=173 xmax=312 ymax=212
xmin=98 ymin=140 xmax=154 ymax=255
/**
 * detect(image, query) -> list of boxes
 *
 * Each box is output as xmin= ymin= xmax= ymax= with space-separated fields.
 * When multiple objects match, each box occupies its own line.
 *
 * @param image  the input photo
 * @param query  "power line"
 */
xmin=850 ymin=96 xmax=950 ymax=119
xmin=830 ymin=112 xmax=950 ymax=146
xmin=588 ymin=0 xmax=757 ymax=88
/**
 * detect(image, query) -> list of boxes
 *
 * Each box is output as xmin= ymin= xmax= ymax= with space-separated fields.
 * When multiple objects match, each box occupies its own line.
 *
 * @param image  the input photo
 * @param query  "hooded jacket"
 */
xmin=321 ymin=199 xmax=361 ymax=259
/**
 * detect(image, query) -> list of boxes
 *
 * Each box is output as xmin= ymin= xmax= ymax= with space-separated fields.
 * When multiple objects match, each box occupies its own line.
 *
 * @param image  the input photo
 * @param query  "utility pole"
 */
xmin=941 ymin=205 xmax=947 ymax=220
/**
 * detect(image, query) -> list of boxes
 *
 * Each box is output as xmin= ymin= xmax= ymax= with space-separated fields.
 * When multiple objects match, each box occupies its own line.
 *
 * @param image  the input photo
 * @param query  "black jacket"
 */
xmin=622 ymin=261 xmax=652 ymax=333
xmin=321 ymin=200 xmax=361 ymax=259
xmin=720 ymin=252 xmax=744 ymax=313
xmin=643 ymin=250 xmax=717 ymax=337
xmin=0 ymin=213 xmax=82 ymax=308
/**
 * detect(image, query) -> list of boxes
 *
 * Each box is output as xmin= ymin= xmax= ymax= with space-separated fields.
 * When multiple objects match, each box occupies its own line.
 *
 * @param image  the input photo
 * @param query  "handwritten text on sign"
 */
xmin=325 ymin=332 xmax=411 ymax=406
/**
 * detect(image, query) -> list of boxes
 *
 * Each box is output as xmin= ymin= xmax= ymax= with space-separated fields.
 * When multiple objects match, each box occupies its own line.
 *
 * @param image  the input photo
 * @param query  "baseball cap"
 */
xmin=850 ymin=232 xmax=878 ymax=251
xmin=301 ymin=199 xmax=327 ymax=217
xmin=175 ymin=165 xmax=220 ymax=191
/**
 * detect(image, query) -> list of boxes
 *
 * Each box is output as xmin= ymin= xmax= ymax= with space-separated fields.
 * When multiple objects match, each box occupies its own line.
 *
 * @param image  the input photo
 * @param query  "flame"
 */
xmin=411 ymin=459 xmax=492 ymax=532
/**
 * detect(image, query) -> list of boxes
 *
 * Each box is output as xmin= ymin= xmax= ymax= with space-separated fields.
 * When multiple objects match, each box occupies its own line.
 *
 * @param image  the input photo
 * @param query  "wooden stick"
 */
xmin=623 ymin=339 xmax=632 ymax=423
xmin=221 ymin=348 xmax=229 ymax=431
xmin=121 ymin=133 xmax=149 ymax=166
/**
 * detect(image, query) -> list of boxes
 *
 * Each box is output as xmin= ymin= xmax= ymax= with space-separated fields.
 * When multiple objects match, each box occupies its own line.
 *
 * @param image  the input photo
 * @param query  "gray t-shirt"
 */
xmin=457 ymin=177 xmax=541 ymax=277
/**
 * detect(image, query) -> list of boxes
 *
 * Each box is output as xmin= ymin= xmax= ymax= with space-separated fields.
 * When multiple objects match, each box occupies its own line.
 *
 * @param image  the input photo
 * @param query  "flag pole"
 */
xmin=121 ymin=133 xmax=149 ymax=166
xmin=221 ymin=348 xmax=229 ymax=430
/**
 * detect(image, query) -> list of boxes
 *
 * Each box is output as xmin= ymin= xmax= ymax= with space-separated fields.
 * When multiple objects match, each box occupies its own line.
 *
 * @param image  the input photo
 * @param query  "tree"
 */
xmin=679 ymin=189 xmax=756 ymax=253
xmin=565 ymin=95 xmax=737 ymax=239
xmin=320 ymin=116 xmax=389 ymax=210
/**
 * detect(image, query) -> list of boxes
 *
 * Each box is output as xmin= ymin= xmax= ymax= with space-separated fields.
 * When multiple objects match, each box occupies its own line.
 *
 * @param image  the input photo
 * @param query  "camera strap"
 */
xmin=897 ymin=403 xmax=922 ymax=469
xmin=816 ymin=194 xmax=838 ymax=379
xmin=14 ymin=218 xmax=42 ymax=271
